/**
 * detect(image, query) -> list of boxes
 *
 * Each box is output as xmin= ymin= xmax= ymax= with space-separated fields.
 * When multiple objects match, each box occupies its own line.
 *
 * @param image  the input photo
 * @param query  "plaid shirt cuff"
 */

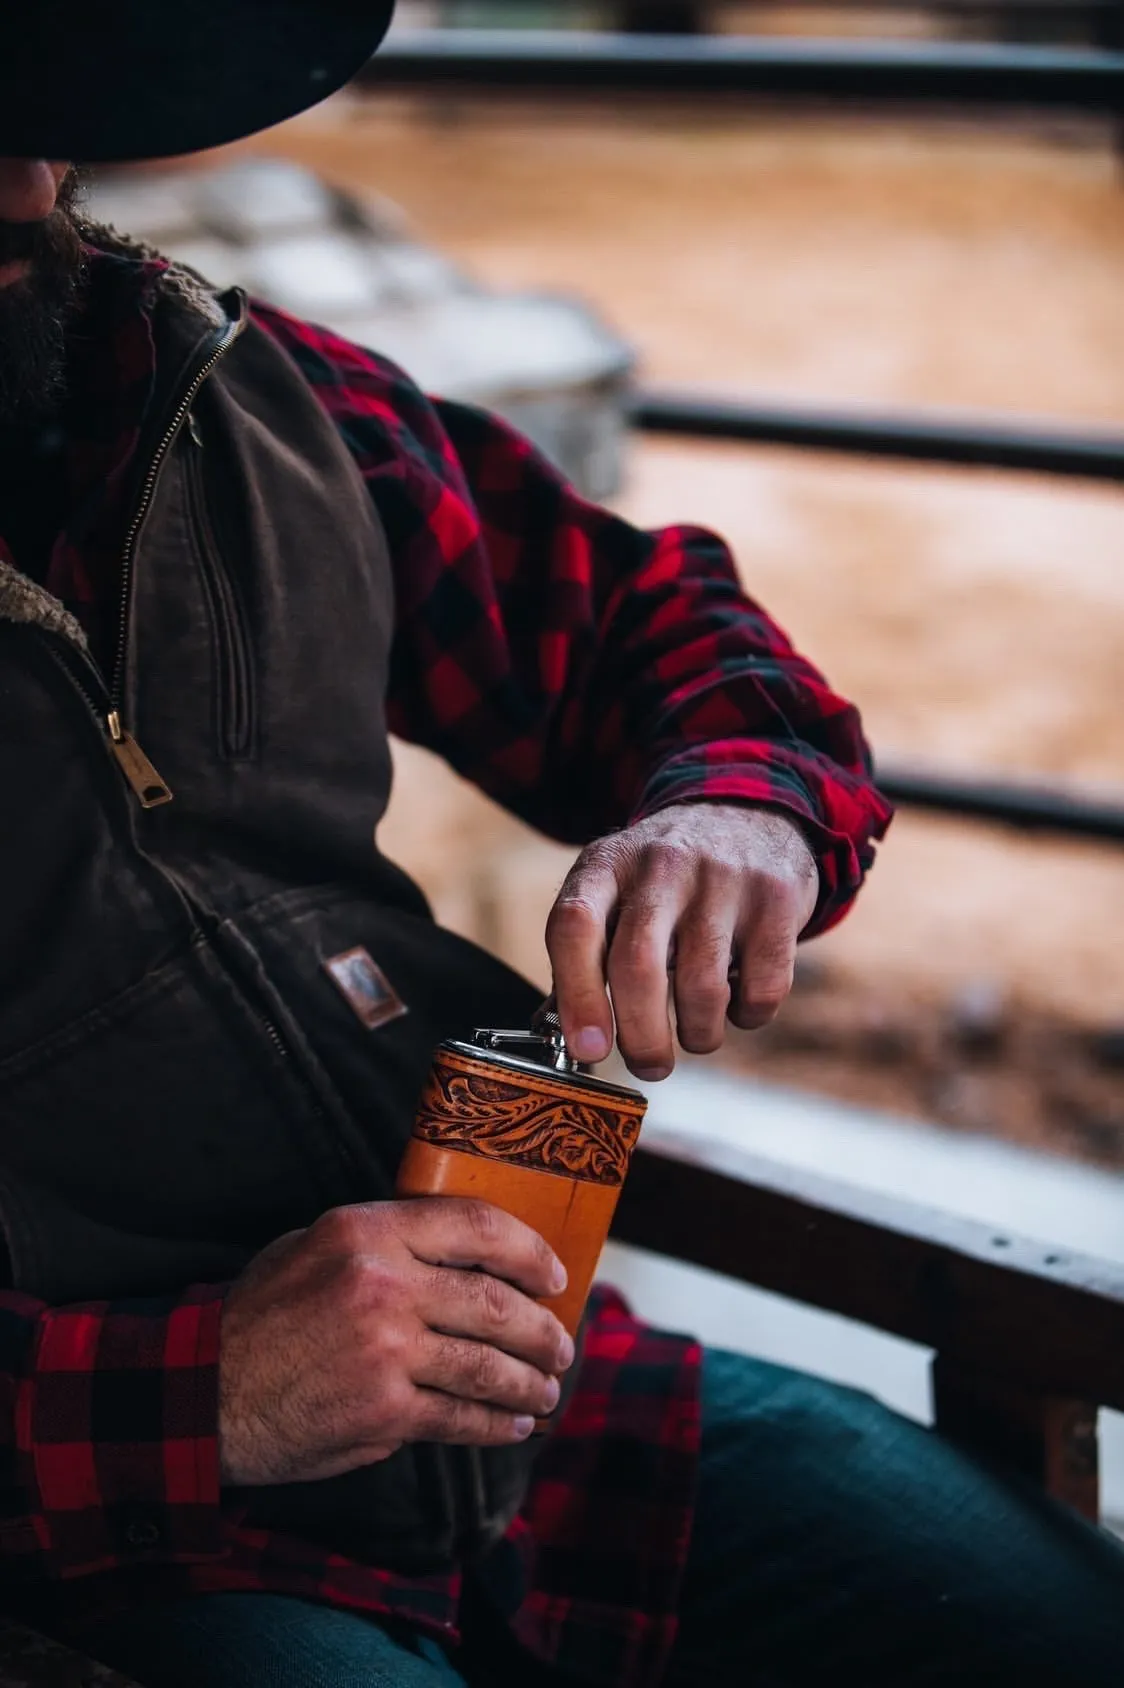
xmin=633 ymin=743 xmax=892 ymax=937
xmin=20 ymin=1286 xmax=227 ymax=1578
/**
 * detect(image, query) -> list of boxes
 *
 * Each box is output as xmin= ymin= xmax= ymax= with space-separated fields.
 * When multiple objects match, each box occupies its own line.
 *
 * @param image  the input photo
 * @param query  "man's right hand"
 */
xmin=218 ymin=1198 xmax=573 ymax=1487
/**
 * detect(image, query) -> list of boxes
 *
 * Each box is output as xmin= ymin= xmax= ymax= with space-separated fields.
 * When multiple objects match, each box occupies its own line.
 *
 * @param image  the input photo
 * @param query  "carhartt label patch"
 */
xmin=323 ymin=947 xmax=408 ymax=1031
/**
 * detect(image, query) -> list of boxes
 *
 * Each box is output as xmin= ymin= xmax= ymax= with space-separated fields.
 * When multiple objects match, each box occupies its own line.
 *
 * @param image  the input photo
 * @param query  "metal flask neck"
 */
xmin=470 ymin=1007 xmax=578 ymax=1074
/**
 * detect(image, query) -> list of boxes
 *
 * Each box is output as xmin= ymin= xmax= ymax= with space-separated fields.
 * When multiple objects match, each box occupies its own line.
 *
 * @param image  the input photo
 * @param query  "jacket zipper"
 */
xmin=30 ymin=296 xmax=354 ymax=1185
xmin=105 ymin=304 xmax=246 ymax=806
xmin=39 ymin=634 xmax=328 ymax=1138
xmin=37 ymin=634 xmax=174 ymax=808
xmin=184 ymin=408 xmax=256 ymax=759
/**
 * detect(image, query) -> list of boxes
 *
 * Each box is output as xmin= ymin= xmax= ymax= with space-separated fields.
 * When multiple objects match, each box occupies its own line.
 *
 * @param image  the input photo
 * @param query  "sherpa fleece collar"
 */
xmin=0 ymin=556 xmax=89 ymax=648
xmin=0 ymin=230 xmax=229 ymax=655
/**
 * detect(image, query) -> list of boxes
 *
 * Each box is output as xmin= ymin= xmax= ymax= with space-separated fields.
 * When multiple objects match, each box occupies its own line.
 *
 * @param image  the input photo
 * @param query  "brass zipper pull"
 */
xmin=107 ymin=711 xmax=174 ymax=808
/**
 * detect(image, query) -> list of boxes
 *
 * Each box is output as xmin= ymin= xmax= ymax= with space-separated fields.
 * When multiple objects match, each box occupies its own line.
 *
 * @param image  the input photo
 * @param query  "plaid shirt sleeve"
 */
xmin=0 ymin=1286 xmax=226 ymax=1580
xmin=254 ymin=304 xmax=892 ymax=933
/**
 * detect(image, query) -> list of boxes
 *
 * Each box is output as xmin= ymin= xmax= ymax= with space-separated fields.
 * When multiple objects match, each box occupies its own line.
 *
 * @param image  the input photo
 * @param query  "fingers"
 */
xmin=546 ymin=809 xmax=819 ymax=1078
xmin=411 ymin=1388 xmax=539 ymax=1448
xmin=672 ymin=896 xmax=737 ymax=1055
xmin=546 ymin=849 xmax=620 ymax=1064
xmin=729 ymin=896 xmax=801 ymax=1029
xmin=616 ymin=860 xmax=799 ymax=1063
xmin=394 ymin=1197 xmax=566 ymax=1300
xmin=606 ymin=871 xmax=680 ymax=1079
xmin=415 ymin=1332 xmax=561 ymax=1419
xmin=418 ymin=1263 xmax=574 ymax=1376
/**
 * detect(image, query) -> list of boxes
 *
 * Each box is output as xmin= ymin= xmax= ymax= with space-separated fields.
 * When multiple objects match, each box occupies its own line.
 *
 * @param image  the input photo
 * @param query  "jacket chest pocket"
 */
xmin=183 ymin=410 xmax=257 ymax=762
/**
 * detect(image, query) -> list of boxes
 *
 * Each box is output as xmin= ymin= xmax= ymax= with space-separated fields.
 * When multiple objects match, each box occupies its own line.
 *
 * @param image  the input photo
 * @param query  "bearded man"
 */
xmin=0 ymin=4 xmax=1121 ymax=1685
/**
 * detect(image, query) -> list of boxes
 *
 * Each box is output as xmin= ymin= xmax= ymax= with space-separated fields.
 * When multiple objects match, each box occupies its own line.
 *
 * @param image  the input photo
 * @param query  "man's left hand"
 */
xmin=546 ymin=805 xmax=819 ymax=1081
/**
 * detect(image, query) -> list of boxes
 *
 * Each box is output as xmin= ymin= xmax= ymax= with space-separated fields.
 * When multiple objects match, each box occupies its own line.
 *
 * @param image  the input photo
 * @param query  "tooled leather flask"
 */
xmin=395 ymin=1008 xmax=647 ymax=1345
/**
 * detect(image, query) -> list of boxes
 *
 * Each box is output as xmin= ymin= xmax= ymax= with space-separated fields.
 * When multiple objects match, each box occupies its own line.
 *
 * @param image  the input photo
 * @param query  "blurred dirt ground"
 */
xmin=229 ymin=95 xmax=1124 ymax=1162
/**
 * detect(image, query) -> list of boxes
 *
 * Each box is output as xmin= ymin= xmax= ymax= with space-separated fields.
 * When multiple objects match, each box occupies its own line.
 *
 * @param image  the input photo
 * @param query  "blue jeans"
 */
xmin=47 ymin=1350 xmax=1124 ymax=1686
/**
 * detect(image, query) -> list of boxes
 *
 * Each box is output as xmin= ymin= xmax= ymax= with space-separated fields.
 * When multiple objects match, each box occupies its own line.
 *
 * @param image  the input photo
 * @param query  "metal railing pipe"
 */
xmin=875 ymin=766 xmax=1124 ymax=843
xmin=368 ymin=30 xmax=1124 ymax=111
xmin=632 ymin=392 xmax=1124 ymax=482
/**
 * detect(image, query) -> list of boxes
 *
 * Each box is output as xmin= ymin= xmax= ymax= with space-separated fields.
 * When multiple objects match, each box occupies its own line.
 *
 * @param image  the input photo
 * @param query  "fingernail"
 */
xmin=543 ymin=1377 xmax=561 ymax=1410
xmin=550 ymin=1258 xmax=568 ymax=1294
xmin=572 ymin=1026 xmax=610 ymax=1062
xmin=557 ymin=1332 xmax=575 ymax=1371
xmin=513 ymin=1416 xmax=536 ymax=1439
xmin=633 ymin=1065 xmax=671 ymax=1083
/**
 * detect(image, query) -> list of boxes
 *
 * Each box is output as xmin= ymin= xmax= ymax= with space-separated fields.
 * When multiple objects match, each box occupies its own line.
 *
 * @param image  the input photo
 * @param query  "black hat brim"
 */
xmin=0 ymin=1 xmax=395 ymax=164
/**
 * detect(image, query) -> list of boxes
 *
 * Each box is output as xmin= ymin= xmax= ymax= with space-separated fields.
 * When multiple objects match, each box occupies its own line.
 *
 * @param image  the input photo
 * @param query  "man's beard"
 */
xmin=0 ymin=171 xmax=86 ymax=425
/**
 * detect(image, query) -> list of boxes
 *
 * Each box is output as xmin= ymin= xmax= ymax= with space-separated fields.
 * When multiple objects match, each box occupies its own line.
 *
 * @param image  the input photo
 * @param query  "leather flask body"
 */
xmin=395 ymin=1023 xmax=647 ymax=1343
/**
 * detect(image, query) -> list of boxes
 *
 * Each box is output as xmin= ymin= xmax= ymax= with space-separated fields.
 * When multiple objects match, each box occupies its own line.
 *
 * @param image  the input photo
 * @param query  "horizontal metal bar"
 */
xmin=370 ymin=30 xmax=1124 ymax=109
xmin=614 ymin=1128 xmax=1124 ymax=1409
xmin=632 ymin=397 xmax=1124 ymax=840
xmin=632 ymin=391 xmax=1124 ymax=481
xmin=875 ymin=765 xmax=1124 ymax=842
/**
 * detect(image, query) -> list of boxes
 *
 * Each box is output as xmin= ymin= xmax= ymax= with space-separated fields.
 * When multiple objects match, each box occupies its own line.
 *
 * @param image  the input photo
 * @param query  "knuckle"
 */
xmin=677 ymin=989 xmax=727 ymax=1030
xmin=753 ymin=867 xmax=800 ymax=913
xmin=475 ymin=1409 xmax=523 ymax=1447
xmin=742 ymin=941 xmax=795 ymax=994
xmin=367 ymin=1309 xmax=411 ymax=1366
xmin=742 ymin=860 xmax=782 ymax=895
xmin=421 ymin=1393 xmax=459 ymax=1440
xmin=356 ymin=1316 xmax=410 ymax=1384
xmin=676 ymin=984 xmax=730 ymax=1045
xmin=547 ymin=895 xmax=603 ymax=939
xmin=478 ymin=1271 xmax=515 ymax=1329
xmin=376 ymin=1377 xmax=412 ymax=1431
xmin=692 ymin=915 xmax=735 ymax=960
xmin=610 ymin=929 xmax=665 ymax=983
xmin=677 ymin=955 xmax=731 ymax=1009
xmin=677 ymin=1014 xmax=728 ymax=1053
xmin=616 ymin=999 xmax=666 ymax=1034
xmin=578 ymin=835 xmax=625 ymax=875
xmin=682 ymin=990 xmax=731 ymax=1031
xmin=694 ymin=974 xmax=733 ymax=1006
xmin=679 ymin=1029 xmax=724 ymax=1055
xmin=466 ymin=1344 xmax=502 ymax=1397
xmin=538 ymin=1309 xmax=568 ymax=1366
xmin=530 ymin=1230 xmax=557 ymax=1282
xmin=697 ymin=849 xmax=741 ymax=887
xmin=351 ymin=1260 xmax=410 ymax=1324
xmin=736 ymin=983 xmax=789 ymax=1024
xmin=616 ymin=1009 xmax=671 ymax=1052
xmin=753 ymin=870 xmax=807 ymax=924
xmin=457 ymin=1198 xmax=503 ymax=1249
xmin=333 ymin=1250 xmax=375 ymax=1308
xmin=312 ymin=1204 xmax=365 ymax=1252
xmin=436 ymin=1395 xmax=477 ymax=1442
xmin=619 ymin=1041 xmax=673 ymax=1076
xmin=746 ymin=968 xmax=792 ymax=1012
xmin=740 ymin=915 xmax=796 ymax=972
xmin=769 ymin=871 xmax=806 ymax=911
xmin=745 ymin=958 xmax=792 ymax=998
xmin=644 ymin=839 xmax=693 ymax=880
xmin=755 ymin=932 xmax=796 ymax=973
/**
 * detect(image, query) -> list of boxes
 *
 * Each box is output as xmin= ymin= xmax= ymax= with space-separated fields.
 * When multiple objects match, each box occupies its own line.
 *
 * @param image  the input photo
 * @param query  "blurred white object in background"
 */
xmin=85 ymin=157 xmax=634 ymax=501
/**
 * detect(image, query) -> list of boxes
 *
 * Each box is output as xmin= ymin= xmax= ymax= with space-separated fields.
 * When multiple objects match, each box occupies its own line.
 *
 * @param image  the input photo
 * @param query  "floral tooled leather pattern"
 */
xmin=413 ymin=1049 xmax=645 ymax=1187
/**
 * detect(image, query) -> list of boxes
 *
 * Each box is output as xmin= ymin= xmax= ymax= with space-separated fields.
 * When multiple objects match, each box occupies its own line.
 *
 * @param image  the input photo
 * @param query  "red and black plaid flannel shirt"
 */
xmin=0 ymin=247 xmax=890 ymax=1685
